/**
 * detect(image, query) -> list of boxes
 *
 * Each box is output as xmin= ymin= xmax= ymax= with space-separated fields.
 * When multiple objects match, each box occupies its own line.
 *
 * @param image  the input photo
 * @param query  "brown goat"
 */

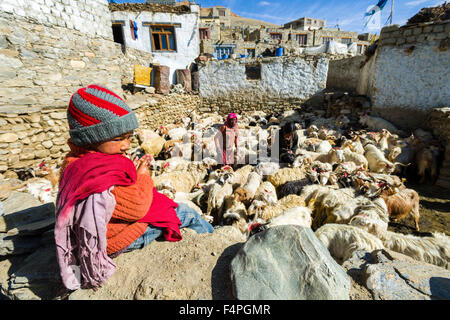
xmin=379 ymin=186 xmax=420 ymax=231
xmin=415 ymin=145 xmax=440 ymax=184
xmin=233 ymin=187 xmax=252 ymax=205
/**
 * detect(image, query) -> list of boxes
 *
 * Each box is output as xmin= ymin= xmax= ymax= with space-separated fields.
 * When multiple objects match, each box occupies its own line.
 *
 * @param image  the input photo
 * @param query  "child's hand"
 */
xmin=136 ymin=159 xmax=150 ymax=176
xmin=135 ymin=155 xmax=152 ymax=176
xmin=141 ymin=154 xmax=153 ymax=163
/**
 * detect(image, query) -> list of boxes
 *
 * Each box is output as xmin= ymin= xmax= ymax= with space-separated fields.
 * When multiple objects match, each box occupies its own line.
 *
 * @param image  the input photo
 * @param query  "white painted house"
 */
xmin=109 ymin=2 xmax=200 ymax=84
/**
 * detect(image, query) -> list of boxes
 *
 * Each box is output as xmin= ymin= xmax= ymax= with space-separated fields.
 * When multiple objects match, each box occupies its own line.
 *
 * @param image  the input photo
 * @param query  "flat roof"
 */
xmin=109 ymin=3 xmax=191 ymax=14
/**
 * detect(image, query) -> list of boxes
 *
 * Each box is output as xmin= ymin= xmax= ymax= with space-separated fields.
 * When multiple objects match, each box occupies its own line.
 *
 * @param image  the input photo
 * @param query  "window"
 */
xmin=296 ymin=34 xmax=307 ymax=45
xmin=270 ymin=33 xmax=282 ymax=40
xmin=199 ymin=28 xmax=210 ymax=40
xmin=246 ymin=48 xmax=255 ymax=57
xmin=341 ymin=37 xmax=352 ymax=45
xmin=357 ymin=44 xmax=365 ymax=54
xmin=245 ymin=64 xmax=261 ymax=80
xmin=215 ymin=46 xmax=234 ymax=58
xmin=112 ymin=22 xmax=125 ymax=46
xmin=219 ymin=10 xmax=226 ymax=17
xmin=322 ymin=36 xmax=333 ymax=44
xmin=307 ymin=19 xmax=312 ymax=24
xmin=151 ymin=25 xmax=176 ymax=51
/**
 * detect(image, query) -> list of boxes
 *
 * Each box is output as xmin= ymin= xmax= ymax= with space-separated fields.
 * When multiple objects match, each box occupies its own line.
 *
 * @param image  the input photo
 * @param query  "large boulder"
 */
xmin=230 ymin=225 xmax=351 ymax=300
xmin=1 ymin=191 xmax=41 ymax=216
xmin=0 ymin=243 xmax=61 ymax=300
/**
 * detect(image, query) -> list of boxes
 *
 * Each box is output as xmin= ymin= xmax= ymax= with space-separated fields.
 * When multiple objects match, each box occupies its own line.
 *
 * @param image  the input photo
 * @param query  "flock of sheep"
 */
xmin=2 ymin=107 xmax=447 ymax=272
xmin=133 ymin=108 xmax=449 ymax=270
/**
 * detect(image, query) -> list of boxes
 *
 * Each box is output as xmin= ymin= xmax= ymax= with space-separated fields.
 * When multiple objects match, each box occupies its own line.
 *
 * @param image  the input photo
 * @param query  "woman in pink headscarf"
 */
xmin=214 ymin=113 xmax=239 ymax=166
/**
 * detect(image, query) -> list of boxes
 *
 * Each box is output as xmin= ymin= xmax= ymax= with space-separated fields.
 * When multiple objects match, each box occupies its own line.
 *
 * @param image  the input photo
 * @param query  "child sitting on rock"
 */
xmin=55 ymin=84 xmax=213 ymax=291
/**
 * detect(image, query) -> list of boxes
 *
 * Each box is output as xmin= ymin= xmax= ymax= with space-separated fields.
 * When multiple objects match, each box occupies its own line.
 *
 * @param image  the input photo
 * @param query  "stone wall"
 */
xmin=132 ymin=93 xmax=200 ymax=132
xmin=0 ymin=94 xmax=200 ymax=176
xmin=198 ymin=56 xmax=328 ymax=110
xmin=0 ymin=7 xmax=153 ymax=114
xmin=0 ymin=0 xmax=113 ymax=39
xmin=0 ymin=0 xmax=156 ymax=175
xmin=118 ymin=47 xmax=155 ymax=87
xmin=326 ymin=55 xmax=365 ymax=92
xmin=357 ymin=21 xmax=450 ymax=129
xmin=428 ymin=107 xmax=450 ymax=189
xmin=198 ymin=96 xmax=305 ymax=117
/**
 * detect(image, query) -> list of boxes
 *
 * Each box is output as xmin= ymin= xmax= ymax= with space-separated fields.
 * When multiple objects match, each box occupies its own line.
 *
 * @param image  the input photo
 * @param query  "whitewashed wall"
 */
xmin=111 ymin=6 xmax=200 ymax=84
xmin=358 ymin=22 xmax=450 ymax=129
xmin=198 ymin=56 xmax=329 ymax=100
xmin=0 ymin=0 xmax=113 ymax=39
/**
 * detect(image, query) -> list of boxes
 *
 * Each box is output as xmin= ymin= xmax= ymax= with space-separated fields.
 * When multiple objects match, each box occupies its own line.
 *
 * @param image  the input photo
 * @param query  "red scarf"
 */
xmin=139 ymin=188 xmax=181 ymax=241
xmin=56 ymin=152 xmax=137 ymax=228
xmin=57 ymin=151 xmax=182 ymax=242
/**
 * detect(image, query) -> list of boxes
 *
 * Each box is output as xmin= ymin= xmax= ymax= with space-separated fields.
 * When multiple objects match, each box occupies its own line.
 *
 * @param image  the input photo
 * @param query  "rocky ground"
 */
xmin=68 ymin=227 xmax=245 ymax=300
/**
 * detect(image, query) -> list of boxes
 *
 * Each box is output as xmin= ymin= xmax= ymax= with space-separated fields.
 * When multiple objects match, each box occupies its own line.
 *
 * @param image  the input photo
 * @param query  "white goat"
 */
xmin=349 ymin=197 xmax=389 ymax=238
xmin=206 ymin=181 xmax=233 ymax=219
xmin=253 ymin=181 xmax=278 ymax=205
xmin=315 ymin=224 xmax=385 ymax=263
xmin=241 ymin=172 xmax=262 ymax=199
xmin=359 ymin=114 xmax=399 ymax=133
xmin=267 ymin=167 xmax=308 ymax=188
xmin=364 ymin=143 xmax=396 ymax=174
xmin=267 ymin=206 xmax=312 ymax=228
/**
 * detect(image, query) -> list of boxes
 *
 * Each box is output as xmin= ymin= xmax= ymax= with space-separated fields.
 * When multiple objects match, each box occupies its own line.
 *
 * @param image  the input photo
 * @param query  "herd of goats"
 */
xmin=2 ymin=108 xmax=448 ymax=271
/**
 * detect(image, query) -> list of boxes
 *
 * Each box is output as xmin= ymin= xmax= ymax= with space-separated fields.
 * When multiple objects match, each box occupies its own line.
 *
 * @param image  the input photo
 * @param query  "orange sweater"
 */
xmin=60 ymin=142 xmax=153 ymax=255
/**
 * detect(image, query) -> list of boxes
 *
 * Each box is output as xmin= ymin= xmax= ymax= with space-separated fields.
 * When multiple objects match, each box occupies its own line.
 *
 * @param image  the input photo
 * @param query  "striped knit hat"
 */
xmin=67 ymin=84 xmax=139 ymax=147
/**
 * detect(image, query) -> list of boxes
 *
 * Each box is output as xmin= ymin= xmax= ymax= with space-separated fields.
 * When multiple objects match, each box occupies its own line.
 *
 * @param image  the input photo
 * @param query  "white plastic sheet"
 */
xmin=304 ymin=44 xmax=327 ymax=54
xmin=327 ymin=40 xmax=348 ymax=55
xmin=347 ymin=42 xmax=358 ymax=56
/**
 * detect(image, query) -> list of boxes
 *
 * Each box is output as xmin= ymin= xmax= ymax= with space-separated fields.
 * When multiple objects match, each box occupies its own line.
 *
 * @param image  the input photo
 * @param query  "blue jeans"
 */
xmin=125 ymin=203 xmax=214 ymax=252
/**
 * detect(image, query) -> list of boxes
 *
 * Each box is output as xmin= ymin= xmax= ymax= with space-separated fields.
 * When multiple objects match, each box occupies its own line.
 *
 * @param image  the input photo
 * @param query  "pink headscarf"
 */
xmin=225 ymin=113 xmax=238 ymax=128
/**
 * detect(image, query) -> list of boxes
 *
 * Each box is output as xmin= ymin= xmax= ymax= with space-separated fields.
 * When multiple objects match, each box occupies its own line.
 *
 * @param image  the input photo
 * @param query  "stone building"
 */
xmin=200 ymin=6 xmax=232 ymax=28
xmin=109 ymin=2 xmax=200 ymax=84
xmin=0 ymin=0 xmax=198 ymax=174
xmin=284 ymin=17 xmax=327 ymax=30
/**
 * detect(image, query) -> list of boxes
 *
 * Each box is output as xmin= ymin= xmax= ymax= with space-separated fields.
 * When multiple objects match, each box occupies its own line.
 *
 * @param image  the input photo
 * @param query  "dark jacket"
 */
xmin=279 ymin=131 xmax=299 ymax=155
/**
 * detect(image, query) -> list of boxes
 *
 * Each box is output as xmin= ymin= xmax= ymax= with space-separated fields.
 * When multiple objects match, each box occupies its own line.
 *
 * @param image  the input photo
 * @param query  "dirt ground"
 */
xmin=388 ymin=182 xmax=450 ymax=236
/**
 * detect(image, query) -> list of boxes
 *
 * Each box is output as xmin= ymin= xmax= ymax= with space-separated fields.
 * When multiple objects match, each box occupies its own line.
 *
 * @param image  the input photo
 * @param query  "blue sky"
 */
xmin=109 ymin=0 xmax=446 ymax=33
